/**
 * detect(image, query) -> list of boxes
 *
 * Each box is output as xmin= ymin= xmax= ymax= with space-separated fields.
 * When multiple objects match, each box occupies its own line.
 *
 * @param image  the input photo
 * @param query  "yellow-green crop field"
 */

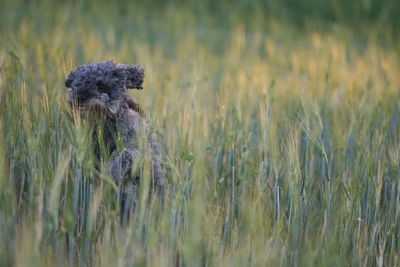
xmin=1 ymin=1 xmax=400 ymax=266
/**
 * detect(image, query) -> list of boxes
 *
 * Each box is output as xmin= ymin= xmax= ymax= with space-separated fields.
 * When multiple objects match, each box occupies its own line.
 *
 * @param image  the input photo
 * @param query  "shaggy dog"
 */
xmin=65 ymin=60 xmax=164 ymax=218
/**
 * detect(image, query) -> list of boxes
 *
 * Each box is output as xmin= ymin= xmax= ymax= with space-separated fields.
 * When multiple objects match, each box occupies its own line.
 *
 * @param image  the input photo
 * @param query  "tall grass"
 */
xmin=1 ymin=1 xmax=399 ymax=266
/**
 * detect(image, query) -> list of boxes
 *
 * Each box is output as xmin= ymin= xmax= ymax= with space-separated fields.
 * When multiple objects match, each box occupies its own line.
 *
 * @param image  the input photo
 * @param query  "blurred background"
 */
xmin=3 ymin=0 xmax=400 ymax=32
xmin=2 ymin=0 xmax=399 ymax=57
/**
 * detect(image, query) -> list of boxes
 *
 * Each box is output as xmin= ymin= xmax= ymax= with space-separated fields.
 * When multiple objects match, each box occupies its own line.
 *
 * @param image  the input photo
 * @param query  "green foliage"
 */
xmin=0 ymin=1 xmax=400 ymax=266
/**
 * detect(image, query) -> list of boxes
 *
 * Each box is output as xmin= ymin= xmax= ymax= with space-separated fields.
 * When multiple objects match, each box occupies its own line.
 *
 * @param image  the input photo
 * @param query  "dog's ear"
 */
xmin=65 ymin=70 xmax=76 ymax=88
xmin=115 ymin=64 xmax=145 ymax=90
xmin=125 ymin=65 xmax=144 ymax=89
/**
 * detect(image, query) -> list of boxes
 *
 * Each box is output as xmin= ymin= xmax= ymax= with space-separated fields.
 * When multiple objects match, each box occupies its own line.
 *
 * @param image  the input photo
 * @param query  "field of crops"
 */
xmin=1 ymin=1 xmax=399 ymax=266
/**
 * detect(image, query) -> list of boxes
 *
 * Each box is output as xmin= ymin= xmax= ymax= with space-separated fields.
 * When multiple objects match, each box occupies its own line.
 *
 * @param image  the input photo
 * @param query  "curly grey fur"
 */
xmin=65 ymin=60 xmax=164 ymax=214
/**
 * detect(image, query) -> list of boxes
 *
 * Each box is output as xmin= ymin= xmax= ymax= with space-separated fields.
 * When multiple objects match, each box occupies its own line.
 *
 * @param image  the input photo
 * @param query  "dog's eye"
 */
xmin=78 ymin=94 xmax=88 ymax=102
xmin=96 ymin=81 xmax=107 ymax=92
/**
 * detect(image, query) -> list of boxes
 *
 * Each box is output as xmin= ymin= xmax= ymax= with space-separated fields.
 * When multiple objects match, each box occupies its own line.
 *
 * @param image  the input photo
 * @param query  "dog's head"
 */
xmin=65 ymin=60 xmax=144 ymax=115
